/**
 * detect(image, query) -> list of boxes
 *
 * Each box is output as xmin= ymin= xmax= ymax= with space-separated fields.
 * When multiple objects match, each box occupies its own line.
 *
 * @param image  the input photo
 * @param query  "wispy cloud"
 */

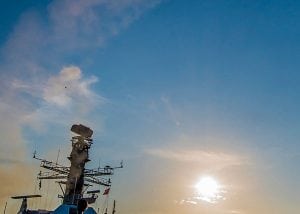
xmin=160 ymin=95 xmax=182 ymax=127
xmin=227 ymin=210 xmax=245 ymax=214
xmin=1 ymin=0 xmax=161 ymax=86
xmin=48 ymin=0 xmax=161 ymax=50
xmin=145 ymin=148 xmax=246 ymax=169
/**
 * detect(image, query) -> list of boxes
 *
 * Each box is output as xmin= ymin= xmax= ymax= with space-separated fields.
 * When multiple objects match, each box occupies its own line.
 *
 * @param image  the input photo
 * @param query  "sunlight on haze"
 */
xmin=195 ymin=176 xmax=225 ymax=204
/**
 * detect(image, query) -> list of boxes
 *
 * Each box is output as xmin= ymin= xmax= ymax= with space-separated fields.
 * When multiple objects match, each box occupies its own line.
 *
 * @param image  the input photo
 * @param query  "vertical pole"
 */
xmin=55 ymin=148 xmax=60 ymax=165
xmin=112 ymin=200 xmax=116 ymax=214
xmin=3 ymin=201 xmax=7 ymax=214
xmin=72 ymin=177 xmax=78 ymax=204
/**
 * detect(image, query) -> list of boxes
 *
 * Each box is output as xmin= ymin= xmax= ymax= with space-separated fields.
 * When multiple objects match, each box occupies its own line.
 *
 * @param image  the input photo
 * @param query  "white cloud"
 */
xmin=43 ymin=66 xmax=99 ymax=107
xmin=21 ymin=66 xmax=102 ymax=131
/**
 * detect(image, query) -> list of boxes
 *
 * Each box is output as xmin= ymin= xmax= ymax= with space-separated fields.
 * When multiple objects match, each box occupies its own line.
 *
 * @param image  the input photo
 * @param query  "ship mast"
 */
xmin=63 ymin=124 xmax=93 ymax=204
xmin=34 ymin=124 xmax=123 ymax=206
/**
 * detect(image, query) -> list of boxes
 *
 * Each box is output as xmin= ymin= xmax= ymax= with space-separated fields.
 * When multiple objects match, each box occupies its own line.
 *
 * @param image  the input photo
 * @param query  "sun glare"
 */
xmin=195 ymin=176 xmax=222 ymax=203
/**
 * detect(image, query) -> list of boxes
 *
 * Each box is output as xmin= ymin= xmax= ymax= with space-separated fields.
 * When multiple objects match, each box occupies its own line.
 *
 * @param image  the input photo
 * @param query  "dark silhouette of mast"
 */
xmin=63 ymin=124 xmax=93 ymax=204
xmin=33 ymin=124 xmax=123 ymax=206
xmin=12 ymin=124 xmax=123 ymax=213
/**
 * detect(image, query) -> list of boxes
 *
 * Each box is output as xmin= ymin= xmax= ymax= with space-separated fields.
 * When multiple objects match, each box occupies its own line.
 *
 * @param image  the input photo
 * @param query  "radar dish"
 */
xmin=71 ymin=124 xmax=93 ymax=138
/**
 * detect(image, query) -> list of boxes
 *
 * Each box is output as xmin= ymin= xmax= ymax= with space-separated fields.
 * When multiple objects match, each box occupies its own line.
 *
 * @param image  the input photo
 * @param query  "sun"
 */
xmin=195 ymin=176 xmax=222 ymax=203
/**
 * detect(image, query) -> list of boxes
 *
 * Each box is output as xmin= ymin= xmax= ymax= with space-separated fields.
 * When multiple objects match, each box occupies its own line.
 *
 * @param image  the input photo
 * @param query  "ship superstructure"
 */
xmin=11 ymin=124 xmax=122 ymax=214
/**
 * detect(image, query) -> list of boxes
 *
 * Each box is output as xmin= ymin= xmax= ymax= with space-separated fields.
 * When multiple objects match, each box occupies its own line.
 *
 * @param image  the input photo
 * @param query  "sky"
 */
xmin=0 ymin=0 xmax=299 ymax=213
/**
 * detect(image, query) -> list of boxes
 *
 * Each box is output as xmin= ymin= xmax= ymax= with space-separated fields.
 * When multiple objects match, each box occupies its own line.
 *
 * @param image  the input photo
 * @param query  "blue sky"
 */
xmin=0 ymin=0 xmax=299 ymax=213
